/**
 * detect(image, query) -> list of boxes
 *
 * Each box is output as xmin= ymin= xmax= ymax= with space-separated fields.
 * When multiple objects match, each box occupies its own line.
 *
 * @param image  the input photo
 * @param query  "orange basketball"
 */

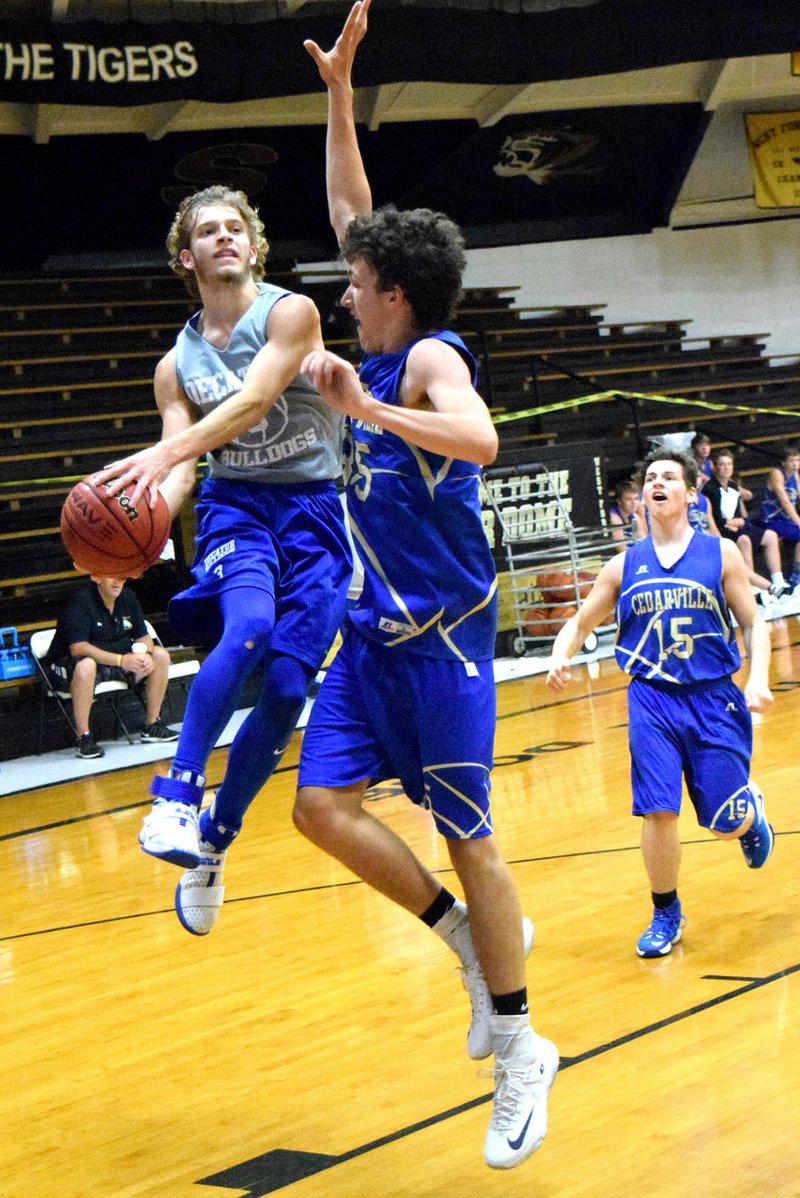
xmin=60 ymin=477 xmax=171 ymax=578
xmin=522 ymin=603 xmax=577 ymax=639
xmin=537 ymin=570 xmax=595 ymax=605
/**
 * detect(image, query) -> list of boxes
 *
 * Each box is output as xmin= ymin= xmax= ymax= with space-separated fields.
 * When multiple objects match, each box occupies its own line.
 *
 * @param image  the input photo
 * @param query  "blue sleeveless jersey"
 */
xmin=609 ymin=504 xmax=638 ymax=542
xmin=344 ymin=331 xmax=497 ymax=662
xmin=614 ymin=532 xmax=741 ymax=684
xmin=174 ymin=282 xmax=343 ymax=484
xmin=759 ymin=469 xmax=798 ymax=523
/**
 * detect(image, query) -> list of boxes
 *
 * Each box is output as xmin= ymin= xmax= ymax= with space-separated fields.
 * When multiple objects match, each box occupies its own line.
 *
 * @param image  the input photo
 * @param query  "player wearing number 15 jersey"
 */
xmin=547 ymin=447 xmax=775 ymax=958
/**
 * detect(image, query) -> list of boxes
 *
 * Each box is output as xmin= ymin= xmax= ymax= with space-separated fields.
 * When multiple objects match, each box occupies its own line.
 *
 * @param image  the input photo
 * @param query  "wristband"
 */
xmin=117 ymin=654 xmax=124 ymax=667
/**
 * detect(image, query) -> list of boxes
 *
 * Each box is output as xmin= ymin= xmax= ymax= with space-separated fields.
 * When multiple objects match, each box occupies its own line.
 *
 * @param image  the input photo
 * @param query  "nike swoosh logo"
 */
xmin=507 ymin=1107 xmax=534 ymax=1151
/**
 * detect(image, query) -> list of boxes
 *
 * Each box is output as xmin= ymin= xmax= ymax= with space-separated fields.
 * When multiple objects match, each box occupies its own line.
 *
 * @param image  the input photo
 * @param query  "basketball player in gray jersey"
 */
xmin=97 ymin=185 xmax=352 ymax=934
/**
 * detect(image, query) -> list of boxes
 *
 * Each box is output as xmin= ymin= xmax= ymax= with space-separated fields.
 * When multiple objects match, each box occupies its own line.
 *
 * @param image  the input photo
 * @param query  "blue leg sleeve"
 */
xmin=204 ymin=653 xmax=315 ymax=844
xmin=171 ymin=587 xmax=275 ymax=779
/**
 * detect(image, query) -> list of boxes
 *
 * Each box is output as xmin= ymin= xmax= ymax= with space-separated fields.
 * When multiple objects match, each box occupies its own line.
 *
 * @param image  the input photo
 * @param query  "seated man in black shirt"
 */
xmin=46 ymin=575 xmax=179 ymax=758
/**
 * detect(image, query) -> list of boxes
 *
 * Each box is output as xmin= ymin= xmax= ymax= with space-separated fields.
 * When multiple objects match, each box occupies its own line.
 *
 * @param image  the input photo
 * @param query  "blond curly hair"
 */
xmin=166 ymin=185 xmax=269 ymax=298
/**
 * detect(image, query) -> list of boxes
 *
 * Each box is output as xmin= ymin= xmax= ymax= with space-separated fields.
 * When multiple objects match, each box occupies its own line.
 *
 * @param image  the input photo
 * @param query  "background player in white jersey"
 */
xmin=292 ymin=1 xmax=557 ymax=1171
xmin=96 ymin=186 xmax=351 ymax=933
xmin=548 ymin=448 xmax=774 ymax=957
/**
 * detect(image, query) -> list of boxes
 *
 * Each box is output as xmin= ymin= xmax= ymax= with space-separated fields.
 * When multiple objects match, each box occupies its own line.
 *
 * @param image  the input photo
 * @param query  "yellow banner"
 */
xmin=744 ymin=111 xmax=800 ymax=208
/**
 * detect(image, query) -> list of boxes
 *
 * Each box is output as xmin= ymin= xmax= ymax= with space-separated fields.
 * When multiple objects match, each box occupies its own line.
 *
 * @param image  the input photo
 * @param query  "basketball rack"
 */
xmin=483 ymin=462 xmax=619 ymax=657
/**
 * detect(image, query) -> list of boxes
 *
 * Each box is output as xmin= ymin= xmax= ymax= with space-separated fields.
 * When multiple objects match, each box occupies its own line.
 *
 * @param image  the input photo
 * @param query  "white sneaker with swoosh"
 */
xmin=484 ymin=1017 xmax=559 ymax=1169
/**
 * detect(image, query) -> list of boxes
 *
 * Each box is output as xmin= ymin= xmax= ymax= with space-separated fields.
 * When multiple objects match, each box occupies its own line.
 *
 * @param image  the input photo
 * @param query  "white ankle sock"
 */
xmin=433 ymin=899 xmax=477 ymax=966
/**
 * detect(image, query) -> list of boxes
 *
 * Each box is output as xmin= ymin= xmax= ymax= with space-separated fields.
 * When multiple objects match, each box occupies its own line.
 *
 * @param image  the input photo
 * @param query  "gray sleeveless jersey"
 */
xmin=174 ymin=282 xmax=343 ymax=484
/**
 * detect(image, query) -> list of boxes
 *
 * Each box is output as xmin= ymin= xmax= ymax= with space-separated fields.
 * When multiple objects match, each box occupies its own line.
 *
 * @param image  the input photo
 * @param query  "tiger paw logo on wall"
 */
xmin=493 ymin=129 xmax=603 ymax=186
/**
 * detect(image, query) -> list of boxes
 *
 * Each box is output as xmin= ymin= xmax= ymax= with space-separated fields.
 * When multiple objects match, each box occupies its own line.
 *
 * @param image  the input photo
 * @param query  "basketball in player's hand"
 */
xmin=60 ymin=476 xmax=170 ymax=578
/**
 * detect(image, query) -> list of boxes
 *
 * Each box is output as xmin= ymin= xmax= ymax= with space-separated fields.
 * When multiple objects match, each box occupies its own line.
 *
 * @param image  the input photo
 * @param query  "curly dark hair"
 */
xmin=340 ymin=204 xmax=465 ymax=331
xmin=166 ymin=185 xmax=269 ymax=299
xmin=635 ymin=447 xmax=699 ymax=490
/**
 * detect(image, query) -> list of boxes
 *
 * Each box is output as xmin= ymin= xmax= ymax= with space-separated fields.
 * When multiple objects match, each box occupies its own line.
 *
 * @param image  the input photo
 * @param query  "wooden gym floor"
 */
xmin=1 ymin=620 xmax=799 ymax=1198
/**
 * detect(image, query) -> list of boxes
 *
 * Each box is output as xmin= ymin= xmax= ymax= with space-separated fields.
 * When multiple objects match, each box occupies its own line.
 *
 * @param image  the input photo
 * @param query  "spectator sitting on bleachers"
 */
xmin=691 ymin=432 xmax=713 ymax=490
xmin=45 ymin=576 xmax=179 ymax=759
xmin=608 ymin=479 xmax=646 ymax=549
xmin=753 ymin=443 xmax=800 ymax=595
xmin=687 ymin=487 xmax=719 ymax=535
xmin=704 ymin=448 xmax=778 ymax=597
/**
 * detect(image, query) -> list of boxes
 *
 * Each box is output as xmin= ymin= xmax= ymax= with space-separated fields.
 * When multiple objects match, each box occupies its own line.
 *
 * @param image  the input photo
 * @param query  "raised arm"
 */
xmin=304 ymin=0 xmax=373 ymax=243
xmin=95 ymin=293 xmax=323 ymax=506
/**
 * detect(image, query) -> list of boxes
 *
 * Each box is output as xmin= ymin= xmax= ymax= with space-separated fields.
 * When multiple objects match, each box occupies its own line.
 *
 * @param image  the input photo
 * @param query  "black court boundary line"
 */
xmin=195 ymin=959 xmax=800 ymax=1194
xmin=3 ymin=829 xmax=797 ymax=944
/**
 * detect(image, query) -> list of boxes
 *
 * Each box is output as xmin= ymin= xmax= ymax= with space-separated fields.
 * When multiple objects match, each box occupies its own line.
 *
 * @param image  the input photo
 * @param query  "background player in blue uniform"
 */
xmin=548 ymin=448 xmax=774 ymax=958
xmin=293 ymin=1 xmax=557 ymax=1172
xmin=608 ymin=479 xmax=645 ymax=549
xmin=755 ymin=442 xmax=800 ymax=594
xmin=96 ymin=186 xmax=351 ymax=934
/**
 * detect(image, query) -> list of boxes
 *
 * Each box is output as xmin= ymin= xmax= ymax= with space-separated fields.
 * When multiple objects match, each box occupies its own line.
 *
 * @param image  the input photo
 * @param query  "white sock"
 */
xmin=433 ymin=899 xmax=477 ymax=967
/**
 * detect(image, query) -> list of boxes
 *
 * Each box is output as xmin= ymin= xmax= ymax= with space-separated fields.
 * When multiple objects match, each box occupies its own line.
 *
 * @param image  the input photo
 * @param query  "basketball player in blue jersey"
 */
xmin=95 ymin=185 xmax=352 ymax=932
xmin=291 ymin=1 xmax=557 ymax=1171
xmin=755 ymin=443 xmax=800 ymax=594
xmin=548 ymin=448 xmax=774 ymax=958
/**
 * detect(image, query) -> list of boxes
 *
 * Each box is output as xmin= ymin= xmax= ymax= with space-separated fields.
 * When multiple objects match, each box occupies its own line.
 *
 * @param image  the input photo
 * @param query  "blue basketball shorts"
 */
xmin=168 ymin=477 xmax=352 ymax=669
xmin=627 ymin=676 xmax=753 ymax=828
xmin=757 ymin=514 xmax=800 ymax=544
xmin=298 ymin=629 xmax=496 ymax=840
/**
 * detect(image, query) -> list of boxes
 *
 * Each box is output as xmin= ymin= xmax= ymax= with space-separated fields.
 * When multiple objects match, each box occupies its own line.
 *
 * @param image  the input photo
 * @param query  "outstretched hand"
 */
xmin=304 ymin=0 xmax=371 ymax=87
xmin=92 ymin=443 xmax=174 ymax=509
xmin=302 ymin=349 xmax=370 ymax=418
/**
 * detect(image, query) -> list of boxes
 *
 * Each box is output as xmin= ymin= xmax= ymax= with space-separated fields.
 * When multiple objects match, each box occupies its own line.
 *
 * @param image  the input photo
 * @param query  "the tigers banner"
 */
xmin=744 ymin=111 xmax=800 ymax=208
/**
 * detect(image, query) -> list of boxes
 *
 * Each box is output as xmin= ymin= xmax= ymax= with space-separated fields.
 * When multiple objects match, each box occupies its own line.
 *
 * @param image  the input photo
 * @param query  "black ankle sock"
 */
xmin=419 ymin=888 xmax=457 ymax=928
xmin=492 ymin=987 xmax=529 ymax=1017
xmin=652 ymin=890 xmax=678 ymax=909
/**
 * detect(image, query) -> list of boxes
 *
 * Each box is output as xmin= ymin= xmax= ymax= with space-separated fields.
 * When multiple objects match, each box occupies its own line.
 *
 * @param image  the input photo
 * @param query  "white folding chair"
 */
xmin=144 ymin=621 xmax=200 ymax=720
xmin=30 ymin=628 xmax=138 ymax=753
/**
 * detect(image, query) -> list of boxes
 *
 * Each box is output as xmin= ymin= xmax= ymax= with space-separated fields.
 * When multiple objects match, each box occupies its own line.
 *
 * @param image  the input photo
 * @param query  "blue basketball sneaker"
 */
xmin=739 ymin=788 xmax=774 ymax=869
xmin=636 ymin=899 xmax=685 ymax=958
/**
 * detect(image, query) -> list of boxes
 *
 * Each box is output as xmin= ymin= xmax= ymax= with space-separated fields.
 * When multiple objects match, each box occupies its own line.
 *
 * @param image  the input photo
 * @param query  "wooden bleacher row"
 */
xmin=0 ymin=333 xmax=711 ymax=398
xmin=0 ymin=326 xmax=700 ymax=391
xmin=0 ymin=338 xmax=788 ymax=427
